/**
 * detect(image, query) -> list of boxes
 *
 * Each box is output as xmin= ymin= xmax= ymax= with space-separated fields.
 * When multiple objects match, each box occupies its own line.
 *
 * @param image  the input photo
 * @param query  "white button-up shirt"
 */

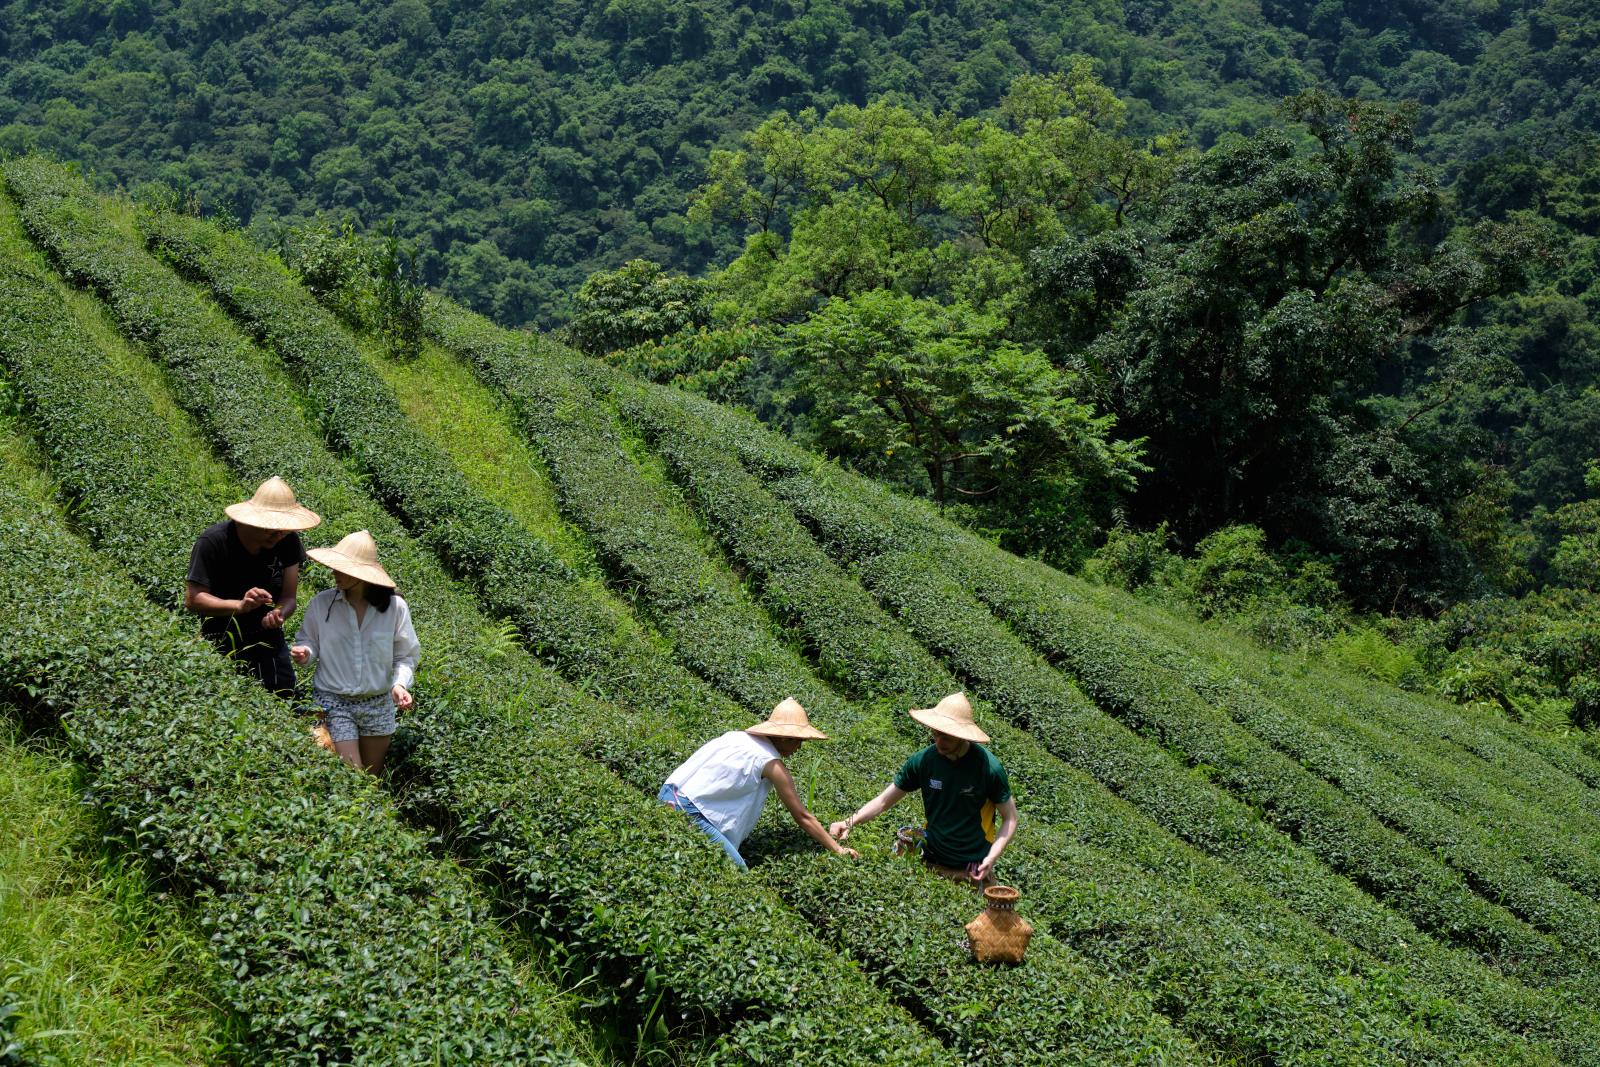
xmin=294 ymin=588 xmax=420 ymax=697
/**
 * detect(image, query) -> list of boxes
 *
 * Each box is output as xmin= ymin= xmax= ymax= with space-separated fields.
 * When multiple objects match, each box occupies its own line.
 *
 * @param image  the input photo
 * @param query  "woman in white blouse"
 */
xmin=661 ymin=698 xmax=859 ymax=869
xmin=290 ymin=530 xmax=419 ymax=774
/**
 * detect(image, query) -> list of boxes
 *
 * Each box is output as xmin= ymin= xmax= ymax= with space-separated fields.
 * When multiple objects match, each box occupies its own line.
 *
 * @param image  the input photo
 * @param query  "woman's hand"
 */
xmin=837 ymin=846 xmax=861 ymax=860
xmin=392 ymin=684 xmax=413 ymax=710
xmin=290 ymin=645 xmax=311 ymax=665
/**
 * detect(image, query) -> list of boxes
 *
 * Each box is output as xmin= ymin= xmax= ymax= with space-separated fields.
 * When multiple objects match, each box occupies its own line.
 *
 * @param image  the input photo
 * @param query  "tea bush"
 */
xmin=116 ymin=179 xmax=1260 ymax=1067
xmin=0 ymin=484 xmax=584 ymax=1066
xmin=1 ymin=159 xmax=954 ymax=1065
xmin=954 ymin=547 xmax=1600 ymax=957
xmin=142 ymin=208 xmax=1289 ymax=1060
xmin=418 ymin=301 xmax=1588 ymax=1064
xmin=760 ymin=855 xmax=1207 ymax=1066
xmin=641 ymin=379 xmax=1600 ymax=1059
xmin=14 ymin=156 xmax=1600 ymax=1064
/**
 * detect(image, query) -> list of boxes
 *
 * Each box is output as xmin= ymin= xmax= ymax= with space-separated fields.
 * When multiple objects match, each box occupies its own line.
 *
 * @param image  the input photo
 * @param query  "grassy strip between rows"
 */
xmin=413 ymin=304 xmax=1563 ymax=1064
xmin=629 ymin=375 xmax=1600 ymax=1058
xmin=0 ymin=715 xmax=233 ymax=1067
xmin=132 ymin=194 xmax=1232 ymax=1067
xmin=0 ymin=453 xmax=582 ymax=1064
xmin=0 ymin=158 xmax=965 ymax=1065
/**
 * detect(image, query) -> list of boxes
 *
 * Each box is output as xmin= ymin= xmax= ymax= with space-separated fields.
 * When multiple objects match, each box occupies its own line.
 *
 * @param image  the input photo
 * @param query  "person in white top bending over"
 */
xmin=290 ymin=530 xmax=419 ymax=775
xmin=660 ymin=698 xmax=860 ymax=870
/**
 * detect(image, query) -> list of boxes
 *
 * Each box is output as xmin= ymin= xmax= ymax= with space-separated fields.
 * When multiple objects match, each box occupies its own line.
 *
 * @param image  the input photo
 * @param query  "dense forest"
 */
xmin=1 ymin=0 xmax=1596 ymax=726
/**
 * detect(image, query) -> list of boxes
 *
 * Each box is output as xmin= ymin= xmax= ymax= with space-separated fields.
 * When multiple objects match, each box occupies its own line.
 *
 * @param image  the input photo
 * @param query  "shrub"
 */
xmin=566 ymin=258 xmax=713 ymax=356
xmin=0 ymin=480 xmax=582 ymax=1066
xmin=1574 ymin=675 xmax=1600 ymax=730
xmin=426 ymin=309 xmax=1592 ymax=1063
xmin=1081 ymin=522 xmax=1182 ymax=591
xmin=1187 ymin=524 xmax=1283 ymax=618
xmin=638 ymin=376 xmax=1600 ymax=1059
xmin=1324 ymin=626 xmax=1425 ymax=688
xmin=2 ymin=157 xmax=953 ymax=1065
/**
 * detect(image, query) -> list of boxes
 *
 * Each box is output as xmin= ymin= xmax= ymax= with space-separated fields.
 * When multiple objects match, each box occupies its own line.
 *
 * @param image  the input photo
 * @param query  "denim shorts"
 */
xmin=314 ymin=691 xmax=396 ymax=743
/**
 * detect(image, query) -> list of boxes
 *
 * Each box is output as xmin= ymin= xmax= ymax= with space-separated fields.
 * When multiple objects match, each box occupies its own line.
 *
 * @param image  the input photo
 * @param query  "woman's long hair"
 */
xmin=368 ymin=583 xmax=394 ymax=613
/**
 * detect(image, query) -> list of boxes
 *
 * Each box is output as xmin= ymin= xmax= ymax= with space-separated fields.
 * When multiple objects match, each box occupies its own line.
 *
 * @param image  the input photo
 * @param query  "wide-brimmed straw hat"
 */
xmin=225 ymin=476 xmax=322 ymax=531
xmin=909 ymin=692 xmax=990 ymax=744
xmin=747 ymin=697 xmax=828 ymax=740
xmin=306 ymin=530 xmax=396 ymax=589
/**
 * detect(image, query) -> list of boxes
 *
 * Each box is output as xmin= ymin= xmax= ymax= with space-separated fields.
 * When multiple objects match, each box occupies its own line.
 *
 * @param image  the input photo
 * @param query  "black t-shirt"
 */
xmin=187 ymin=520 xmax=306 ymax=648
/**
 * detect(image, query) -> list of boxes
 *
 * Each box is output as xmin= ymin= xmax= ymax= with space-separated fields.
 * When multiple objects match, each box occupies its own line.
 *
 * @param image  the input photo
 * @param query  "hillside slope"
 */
xmin=2 ymin=157 xmax=1600 ymax=1064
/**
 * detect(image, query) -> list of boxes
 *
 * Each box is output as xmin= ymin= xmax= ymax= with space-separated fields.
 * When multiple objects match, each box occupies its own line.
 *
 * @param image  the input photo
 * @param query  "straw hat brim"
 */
xmin=306 ymin=546 xmax=396 ymax=588
xmin=909 ymin=706 xmax=990 ymax=743
xmin=747 ymin=721 xmax=828 ymax=741
xmin=226 ymin=500 xmax=322 ymax=531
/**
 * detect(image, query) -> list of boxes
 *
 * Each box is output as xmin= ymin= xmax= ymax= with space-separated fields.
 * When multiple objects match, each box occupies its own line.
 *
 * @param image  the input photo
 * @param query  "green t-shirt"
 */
xmin=893 ymin=743 xmax=1011 ymax=865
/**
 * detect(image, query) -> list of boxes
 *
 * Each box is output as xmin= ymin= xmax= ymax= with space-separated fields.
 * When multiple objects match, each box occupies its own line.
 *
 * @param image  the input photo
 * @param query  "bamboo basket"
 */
xmin=965 ymin=885 xmax=1034 ymax=965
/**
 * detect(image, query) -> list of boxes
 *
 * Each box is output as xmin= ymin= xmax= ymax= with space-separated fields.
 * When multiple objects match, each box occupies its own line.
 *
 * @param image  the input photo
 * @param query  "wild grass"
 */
xmin=361 ymin=335 xmax=603 ymax=579
xmin=0 ymin=716 xmax=235 ymax=1067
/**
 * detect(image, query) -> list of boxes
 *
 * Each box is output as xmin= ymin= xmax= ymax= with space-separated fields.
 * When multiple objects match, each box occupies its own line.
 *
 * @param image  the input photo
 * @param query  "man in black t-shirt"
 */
xmin=185 ymin=477 xmax=321 ymax=699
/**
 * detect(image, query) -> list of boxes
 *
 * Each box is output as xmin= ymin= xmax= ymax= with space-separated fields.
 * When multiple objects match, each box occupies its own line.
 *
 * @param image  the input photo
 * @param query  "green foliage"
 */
xmin=444 ymin=301 xmax=1559 ymax=1065
xmin=0 ymin=468 xmax=581 ymax=1066
xmin=1187 ymin=525 xmax=1284 ymax=619
xmin=15 ymin=153 xmax=1600 ymax=1063
xmin=0 ymin=0 xmax=1298 ymax=326
xmin=566 ymin=258 xmax=713 ymax=357
xmin=1324 ymin=627 xmax=1424 ymax=689
xmin=657 ymin=380 xmax=1600 ymax=1058
xmin=761 ymin=855 xmax=1201 ymax=1065
xmin=779 ymin=289 xmax=1142 ymax=546
xmin=0 ymin=718 xmax=235 ymax=1066
xmin=3 ymin=158 xmax=950 ymax=1065
xmin=1080 ymin=523 xmax=1180 ymax=591
xmin=1573 ymin=675 xmax=1600 ymax=731
xmin=277 ymin=221 xmax=423 ymax=360
xmin=1031 ymin=93 xmax=1544 ymax=609
xmin=695 ymin=64 xmax=1179 ymax=322
xmin=1548 ymin=460 xmax=1600 ymax=591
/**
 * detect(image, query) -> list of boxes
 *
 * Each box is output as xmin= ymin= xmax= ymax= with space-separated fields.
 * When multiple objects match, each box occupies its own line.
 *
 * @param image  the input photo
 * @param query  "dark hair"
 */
xmin=368 ymin=583 xmax=395 ymax=612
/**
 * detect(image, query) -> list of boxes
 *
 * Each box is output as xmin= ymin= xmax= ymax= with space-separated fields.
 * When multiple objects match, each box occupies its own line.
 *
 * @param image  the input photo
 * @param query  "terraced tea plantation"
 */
xmin=4 ymin=155 xmax=1600 ymax=1065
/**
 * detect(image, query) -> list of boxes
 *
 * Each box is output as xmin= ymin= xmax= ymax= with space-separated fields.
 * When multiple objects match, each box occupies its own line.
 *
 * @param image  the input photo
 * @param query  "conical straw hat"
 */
xmin=909 ymin=692 xmax=990 ymax=743
xmin=747 ymin=697 xmax=828 ymax=740
xmin=306 ymin=530 xmax=395 ymax=589
xmin=225 ymin=476 xmax=322 ymax=531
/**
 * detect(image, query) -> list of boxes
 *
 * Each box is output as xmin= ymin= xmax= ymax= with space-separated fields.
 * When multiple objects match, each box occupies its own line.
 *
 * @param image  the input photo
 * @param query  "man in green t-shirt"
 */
xmin=830 ymin=692 xmax=1018 ymax=888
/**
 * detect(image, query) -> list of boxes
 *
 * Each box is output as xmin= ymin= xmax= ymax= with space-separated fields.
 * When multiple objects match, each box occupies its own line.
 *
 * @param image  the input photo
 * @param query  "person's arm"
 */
xmin=973 ymin=798 xmax=1018 ymax=882
xmin=290 ymin=595 xmax=319 ymax=666
xmin=765 ymin=760 xmax=858 ymax=858
xmin=261 ymin=564 xmax=299 ymax=629
xmin=185 ymin=581 xmax=272 ymax=618
xmin=828 ymin=784 xmax=908 ymax=841
xmin=389 ymin=598 xmax=420 ymax=710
